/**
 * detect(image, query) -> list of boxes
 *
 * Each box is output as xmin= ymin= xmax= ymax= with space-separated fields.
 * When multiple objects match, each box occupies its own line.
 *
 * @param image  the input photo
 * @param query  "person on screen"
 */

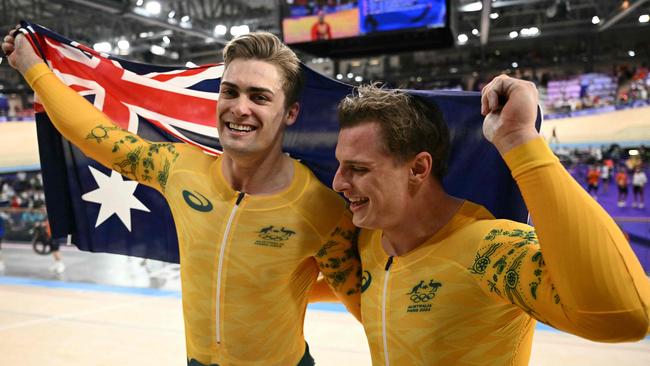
xmin=311 ymin=10 xmax=332 ymax=41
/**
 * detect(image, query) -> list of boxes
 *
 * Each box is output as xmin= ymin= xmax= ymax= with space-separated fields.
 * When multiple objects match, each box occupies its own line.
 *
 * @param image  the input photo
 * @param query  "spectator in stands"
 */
xmin=600 ymin=160 xmax=611 ymax=194
xmin=587 ymin=164 xmax=600 ymax=198
xmin=616 ymin=166 xmax=629 ymax=207
xmin=0 ymin=180 xmax=9 ymax=207
xmin=549 ymin=126 xmax=559 ymax=145
xmin=632 ymin=166 xmax=647 ymax=209
xmin=10 ymin=195 xmax=21 ymax=208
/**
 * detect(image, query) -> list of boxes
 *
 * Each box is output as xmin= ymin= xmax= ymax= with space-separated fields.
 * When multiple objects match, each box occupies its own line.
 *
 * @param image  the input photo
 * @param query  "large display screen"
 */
xmin=282 ymin=0 xmax=447 ymax=45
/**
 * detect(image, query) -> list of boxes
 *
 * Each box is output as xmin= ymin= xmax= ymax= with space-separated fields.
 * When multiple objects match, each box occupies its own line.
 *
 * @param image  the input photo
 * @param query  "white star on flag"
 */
xmin=81 ymin=166 xmax=150 ymax=231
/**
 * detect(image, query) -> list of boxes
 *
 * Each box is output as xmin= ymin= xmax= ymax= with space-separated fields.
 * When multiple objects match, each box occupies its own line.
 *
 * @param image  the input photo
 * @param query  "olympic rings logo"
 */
xmin=410 ymin=292 xmax=435 ymax=303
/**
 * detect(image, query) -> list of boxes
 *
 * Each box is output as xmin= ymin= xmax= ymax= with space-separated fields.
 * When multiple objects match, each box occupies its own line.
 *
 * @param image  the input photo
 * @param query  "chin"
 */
xmin=222 ymin=140 xmax=255 ymax=154
xmin=352 ymin=215 xmax=378 ymax=230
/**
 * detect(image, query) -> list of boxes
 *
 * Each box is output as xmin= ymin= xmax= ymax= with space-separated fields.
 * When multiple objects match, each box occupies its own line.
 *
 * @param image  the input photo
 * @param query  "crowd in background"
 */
xmin=399 ymin=62 xmax=650 ymax=119
xmin=535 ymin=63 xmax=649 ymax=117
xmin=0 ymin=93 xmax=34 ymax=122
xmin=0 ymin=171 xmax=45 ymax=209
xmin=0 ymin=171 xmax=67 ymax=273
xmin=552 ymin=143 xmax=648 ymax=209
xmin=0 ymin=171 xmax=47 ymax=242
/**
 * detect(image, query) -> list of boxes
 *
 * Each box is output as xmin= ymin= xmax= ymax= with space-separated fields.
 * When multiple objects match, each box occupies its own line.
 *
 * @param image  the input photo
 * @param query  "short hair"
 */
xmin=222 ymin=32 xmax=304 ymax=108
xmin=337 ymin=84 xmax=450 ymax=180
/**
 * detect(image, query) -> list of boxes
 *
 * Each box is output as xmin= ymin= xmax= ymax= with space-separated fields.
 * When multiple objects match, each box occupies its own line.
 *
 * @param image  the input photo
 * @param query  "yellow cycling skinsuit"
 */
xmin=357 ymin=138 xmax=650 ymax=365
xmin=25 ymin=63 xmax=362 ymax=365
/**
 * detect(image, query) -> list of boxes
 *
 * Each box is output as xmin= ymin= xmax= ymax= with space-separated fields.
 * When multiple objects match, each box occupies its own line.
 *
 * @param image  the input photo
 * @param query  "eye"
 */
xmin=350 ymin=165 xmax=368 ymax=173
xmin=251 ymin=94 xmax=271 ymax=104
xmin=220 ymin=88 xmax=237 ymax=98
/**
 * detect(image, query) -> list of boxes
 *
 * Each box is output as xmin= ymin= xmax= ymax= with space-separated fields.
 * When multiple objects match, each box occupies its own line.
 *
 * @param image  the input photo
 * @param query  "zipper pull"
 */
xmin=236 ymin=191 xmax=245 ymax=205
xmin=385 ymin=256 xmax=394 ymax=271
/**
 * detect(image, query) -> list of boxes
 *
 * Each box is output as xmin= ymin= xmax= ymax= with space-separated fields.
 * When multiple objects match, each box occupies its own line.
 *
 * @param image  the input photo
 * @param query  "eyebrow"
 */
xmin=220 ymin=81 xmax=275 ymax=95
xmin=339 ymin=159 xmax=372 ymax=166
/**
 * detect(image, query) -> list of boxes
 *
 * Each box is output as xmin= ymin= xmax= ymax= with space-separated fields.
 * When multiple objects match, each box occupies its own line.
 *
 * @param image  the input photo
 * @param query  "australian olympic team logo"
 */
xmin=406 ymin=279 xmax=442 ymax=313
xmin=254 ymin=225 xmax=296 ymax=248
xmin=182 ymin=190 xmax=213 ymax=212
xmin=259 ymin=225 xmax=296 ymax=241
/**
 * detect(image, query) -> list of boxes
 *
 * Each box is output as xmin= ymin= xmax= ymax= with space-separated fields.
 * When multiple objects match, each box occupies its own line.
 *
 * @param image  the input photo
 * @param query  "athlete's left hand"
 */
xmin=481 ymin=75 xmax=540 ymax=154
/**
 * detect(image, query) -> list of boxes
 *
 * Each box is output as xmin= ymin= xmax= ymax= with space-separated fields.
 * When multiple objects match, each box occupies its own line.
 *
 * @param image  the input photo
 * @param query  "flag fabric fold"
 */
xmin=21 ymin=20 xmax=539 ymax=263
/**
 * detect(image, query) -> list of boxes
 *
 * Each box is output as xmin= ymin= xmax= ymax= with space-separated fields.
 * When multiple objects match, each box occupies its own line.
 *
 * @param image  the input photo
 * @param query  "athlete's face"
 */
xmin=333 ymin=122 xmax=411 ymax=230
xmin=217 ymin=59 xmax=298 ymax=158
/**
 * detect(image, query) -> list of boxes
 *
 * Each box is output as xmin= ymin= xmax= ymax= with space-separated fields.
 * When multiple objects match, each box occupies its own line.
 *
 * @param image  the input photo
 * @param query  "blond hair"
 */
xmin=223 ymin=32 xmax=304 ymax=108
xmin=337 ymin=84 xmax=450 ymax=179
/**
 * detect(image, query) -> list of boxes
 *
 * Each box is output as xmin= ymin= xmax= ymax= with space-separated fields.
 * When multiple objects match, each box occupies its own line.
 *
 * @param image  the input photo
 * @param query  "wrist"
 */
xmin=493 ymin=129 xmax=540 ymax=155
xmin=17 ymin=57 xmax=44 ymax=75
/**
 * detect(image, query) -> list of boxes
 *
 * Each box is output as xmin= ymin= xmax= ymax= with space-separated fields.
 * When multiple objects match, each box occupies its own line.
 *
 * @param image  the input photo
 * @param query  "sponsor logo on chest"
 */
xmin=182 ymin=190 xmax=213 ymax=212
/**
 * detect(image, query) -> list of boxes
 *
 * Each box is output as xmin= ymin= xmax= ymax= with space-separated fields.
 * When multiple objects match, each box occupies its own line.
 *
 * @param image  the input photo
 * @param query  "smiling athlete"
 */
xmin=326 ymin=80 xmax=650 ymax=365
xmin=3 ymin=27 xmax=361 ymax=365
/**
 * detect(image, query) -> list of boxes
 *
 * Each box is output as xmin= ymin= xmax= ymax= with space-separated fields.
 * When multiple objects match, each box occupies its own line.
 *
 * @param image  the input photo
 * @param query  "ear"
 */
xmin=285 ymin=102 xmax=300 ymax=127
xmin=408 ymin=152 xmax=433 ymax=185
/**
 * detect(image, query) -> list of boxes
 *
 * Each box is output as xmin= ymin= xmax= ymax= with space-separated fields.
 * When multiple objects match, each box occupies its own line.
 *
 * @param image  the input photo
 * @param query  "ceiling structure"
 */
xmin=392 ymin=0 xmax=650 ymax=86
xmin=0 ymin=0 xmax=648 ymax=91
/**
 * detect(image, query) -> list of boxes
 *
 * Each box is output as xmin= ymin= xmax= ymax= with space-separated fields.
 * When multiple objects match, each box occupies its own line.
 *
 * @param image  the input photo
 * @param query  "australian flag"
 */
xmin=19 ymin=20 xmax=539 ymax=263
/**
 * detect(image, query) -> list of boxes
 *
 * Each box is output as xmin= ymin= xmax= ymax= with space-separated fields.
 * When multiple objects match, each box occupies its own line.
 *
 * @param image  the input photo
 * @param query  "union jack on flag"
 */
xmin=20 ymin=20 xmax=537 ymax=263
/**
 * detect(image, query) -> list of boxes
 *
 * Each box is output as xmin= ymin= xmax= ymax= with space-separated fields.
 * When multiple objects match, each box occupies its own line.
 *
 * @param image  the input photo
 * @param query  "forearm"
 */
xmin=25 ymin=63 xmax=174 ymax=192
xmin=504 ymin=138 xmax=650 ymax=337
xmin=314 ymin=215 xmax=363 ymax=321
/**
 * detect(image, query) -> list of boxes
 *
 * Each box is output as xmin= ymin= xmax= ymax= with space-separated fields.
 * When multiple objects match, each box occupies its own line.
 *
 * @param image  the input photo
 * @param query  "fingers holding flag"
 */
xmin=2 ymin=24 xmax=43 ymax=74
xmin=480 ymin=74 xmax=540 ymax=154
xmin=1 ymin=24 xmax=21 ymax=56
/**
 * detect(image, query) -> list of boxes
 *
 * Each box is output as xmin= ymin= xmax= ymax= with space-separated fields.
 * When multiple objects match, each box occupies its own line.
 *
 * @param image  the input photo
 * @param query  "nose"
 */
xmin=227 ymin=96 xmax=252 ymax=119
xmin=332 ymin=166 xmax=350 ymax=193
xmin=235 ymin=98 xmax=253 ymax=118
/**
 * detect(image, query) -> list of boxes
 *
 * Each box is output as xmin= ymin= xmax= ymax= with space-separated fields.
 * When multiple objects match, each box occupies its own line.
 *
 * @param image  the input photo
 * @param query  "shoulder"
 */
xmin=460 ymin=219 xmax=537 ymax=255
xmin=471 ymin=220 xmax=539 ymax=266
xmin=298 ymin=162 xmax=347 ymax=211
xmin=172 ymin=143 xmax=217 ymax=167
xmin=294 ymin=163 xmax=350 ymax=234
xmin=478 ymin=220 xmax=537 ymax=246
xmin=467 ymin=220 xmax=540 ymax=279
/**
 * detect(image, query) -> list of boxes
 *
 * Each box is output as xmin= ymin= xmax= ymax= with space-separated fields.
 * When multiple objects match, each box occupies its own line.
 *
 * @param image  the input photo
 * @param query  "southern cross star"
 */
xmin=81 ymin=166 xmax=150 ymax=231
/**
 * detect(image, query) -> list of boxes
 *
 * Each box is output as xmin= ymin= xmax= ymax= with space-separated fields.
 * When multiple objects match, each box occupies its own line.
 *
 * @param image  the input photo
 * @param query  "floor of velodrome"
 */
xmin=0 ymin=243 xmax=648 ymax=365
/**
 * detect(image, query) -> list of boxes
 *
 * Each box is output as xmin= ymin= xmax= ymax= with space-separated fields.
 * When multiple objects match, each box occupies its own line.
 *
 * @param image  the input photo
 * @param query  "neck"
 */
xmin=382 ymin=180 xmax=463 ymax=257
xmin=221 ymin=149 xmax=294 ymax=195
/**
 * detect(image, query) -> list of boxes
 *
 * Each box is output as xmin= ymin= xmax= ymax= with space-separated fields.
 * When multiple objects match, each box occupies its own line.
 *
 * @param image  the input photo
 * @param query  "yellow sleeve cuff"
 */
xmin=502 ymin=137 xmax=559 ymax=179
xmin=24 ymin=62 xmax=52 ymax=88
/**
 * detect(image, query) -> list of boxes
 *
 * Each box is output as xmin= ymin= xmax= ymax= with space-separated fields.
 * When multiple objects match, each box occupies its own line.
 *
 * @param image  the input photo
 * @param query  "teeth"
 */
xmin=349 ymin=197 xmax=368 ymax=203
xmin=228 ymin=123 xmax=253 ymax=132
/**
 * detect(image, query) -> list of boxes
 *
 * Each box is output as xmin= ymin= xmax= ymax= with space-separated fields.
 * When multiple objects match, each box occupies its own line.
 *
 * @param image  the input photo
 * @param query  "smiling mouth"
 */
xmin=348 ymin=197 xmax=369 ymax=210
xmin=226 ymin=122 xmax=256 ymax=132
